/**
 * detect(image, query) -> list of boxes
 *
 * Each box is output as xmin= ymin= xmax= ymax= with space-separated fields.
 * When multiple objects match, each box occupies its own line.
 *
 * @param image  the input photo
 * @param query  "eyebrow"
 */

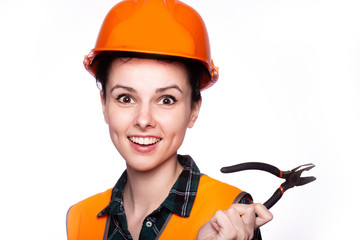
xmin=111 ymin=84 xmax=183 ymax=94
xmin=110 ymin=85 xmax=136 ymax=94
xmin=156 ymin=85 xmax=183 ymax=94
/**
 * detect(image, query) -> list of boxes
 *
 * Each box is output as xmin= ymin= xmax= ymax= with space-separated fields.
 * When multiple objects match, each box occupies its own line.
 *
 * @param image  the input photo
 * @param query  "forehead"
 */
xmin=107 ymin=58 xmax=189 ymax=89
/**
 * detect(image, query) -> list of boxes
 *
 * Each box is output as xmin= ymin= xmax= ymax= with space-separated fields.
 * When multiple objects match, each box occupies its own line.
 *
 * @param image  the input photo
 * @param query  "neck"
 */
xmin=124 ymin=154 xmax=183 ymax=215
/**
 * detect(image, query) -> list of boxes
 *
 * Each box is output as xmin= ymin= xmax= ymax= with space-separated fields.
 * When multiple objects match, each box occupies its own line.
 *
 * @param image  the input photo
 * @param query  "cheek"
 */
xmin=157 ymin=106 xmax=192 ymax=135
xmin=106 ymin=108 xmax=132 ymax=134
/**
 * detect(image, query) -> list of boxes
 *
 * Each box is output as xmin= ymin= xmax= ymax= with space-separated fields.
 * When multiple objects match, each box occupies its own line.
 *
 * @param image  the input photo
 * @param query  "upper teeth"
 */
xmin=129 ymin=137 xmax=161 ymax=145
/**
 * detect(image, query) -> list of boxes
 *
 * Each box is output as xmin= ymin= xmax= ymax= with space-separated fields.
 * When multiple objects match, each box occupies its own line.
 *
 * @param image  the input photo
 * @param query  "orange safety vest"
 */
xmin=67 ymin=175 xmax=247 ymax=240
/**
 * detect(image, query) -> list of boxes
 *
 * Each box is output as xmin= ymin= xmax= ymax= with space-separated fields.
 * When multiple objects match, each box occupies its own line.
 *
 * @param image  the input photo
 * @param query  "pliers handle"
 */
xmin=221 ymin=162 xmax=316 ymax=209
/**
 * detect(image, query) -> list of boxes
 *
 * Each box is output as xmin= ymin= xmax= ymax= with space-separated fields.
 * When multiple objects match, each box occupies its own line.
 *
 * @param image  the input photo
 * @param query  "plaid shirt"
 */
xmin=97 ymin=155 xmax=261 ymax=240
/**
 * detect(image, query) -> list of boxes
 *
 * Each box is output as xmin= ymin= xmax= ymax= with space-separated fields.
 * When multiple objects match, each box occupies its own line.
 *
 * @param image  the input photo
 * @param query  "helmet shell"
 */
xmin=84 ymin=0 xmax=219 ymax=90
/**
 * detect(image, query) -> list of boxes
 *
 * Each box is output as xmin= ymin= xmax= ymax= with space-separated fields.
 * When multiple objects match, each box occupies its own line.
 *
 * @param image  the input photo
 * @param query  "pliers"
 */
xmin=221 ymin=162 xmax=316 ymax=209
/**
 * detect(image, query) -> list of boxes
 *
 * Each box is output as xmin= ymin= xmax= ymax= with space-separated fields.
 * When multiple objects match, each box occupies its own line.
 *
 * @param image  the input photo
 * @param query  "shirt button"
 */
xmin=145 ymin=221 xmax=153 ymax=228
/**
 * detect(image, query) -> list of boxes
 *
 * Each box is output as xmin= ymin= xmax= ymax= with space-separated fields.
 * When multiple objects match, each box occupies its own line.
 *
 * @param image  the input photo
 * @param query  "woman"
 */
xmin=67 ymin=0 xmax=273 ymax=239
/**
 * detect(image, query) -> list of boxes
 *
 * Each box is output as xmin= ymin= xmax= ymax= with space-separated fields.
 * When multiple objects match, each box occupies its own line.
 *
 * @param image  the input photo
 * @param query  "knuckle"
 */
xmin=227 ymin=206 xmax=237 ymax=215
xmin=246 ymin=205 xmax=255 ymax=215
xmin=267 ymin=211 xmax=274 ymax=221
xmin=254 ymin=203 xmax=273 ymax=220
xmin=214 ymin=210 xmax=225 ymax=218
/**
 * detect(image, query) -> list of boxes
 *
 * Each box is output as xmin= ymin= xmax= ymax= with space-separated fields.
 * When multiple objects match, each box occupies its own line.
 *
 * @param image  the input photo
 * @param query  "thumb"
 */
xmin=197 ymin=220 xmax=219 ymax=240
xmin=197 ymin=210 xmax=232 ymax=240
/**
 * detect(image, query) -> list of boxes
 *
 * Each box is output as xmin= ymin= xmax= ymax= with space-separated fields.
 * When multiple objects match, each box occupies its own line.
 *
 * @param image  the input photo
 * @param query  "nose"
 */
xmin=135 ymin=102 xmax=155 ymax=129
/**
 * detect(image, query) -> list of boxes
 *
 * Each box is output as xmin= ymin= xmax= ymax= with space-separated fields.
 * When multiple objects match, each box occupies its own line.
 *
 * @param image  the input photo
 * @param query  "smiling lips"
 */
xmin=128 ymin=136 xmax=162 ymax=153
xmin=129 ymin=136 xmax=162 ymax=145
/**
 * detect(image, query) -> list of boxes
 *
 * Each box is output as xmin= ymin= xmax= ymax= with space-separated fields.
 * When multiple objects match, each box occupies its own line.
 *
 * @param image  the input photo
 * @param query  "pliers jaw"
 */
xmin=281 ymin=163 xmax=316 ymax=192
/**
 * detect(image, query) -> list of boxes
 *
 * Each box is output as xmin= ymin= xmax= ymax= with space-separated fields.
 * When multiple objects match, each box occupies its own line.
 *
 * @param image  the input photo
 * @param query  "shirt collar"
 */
xmin=98 ymin=154 xmax=201 ymax=218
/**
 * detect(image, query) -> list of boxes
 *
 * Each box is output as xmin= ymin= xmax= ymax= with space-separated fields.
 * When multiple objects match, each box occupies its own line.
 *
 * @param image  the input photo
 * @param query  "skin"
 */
xmin=196 ymin=203 xmax=273 ymax=240
xmin=101 ymin=58 xmax=272 ymax=240
xmin=101 ymin=58 xmax=201 ymax=239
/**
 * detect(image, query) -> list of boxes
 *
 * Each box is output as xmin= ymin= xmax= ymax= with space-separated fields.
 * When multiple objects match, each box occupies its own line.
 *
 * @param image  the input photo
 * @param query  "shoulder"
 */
xmin=160 ymin=174 xmax=247 ymax=237
xmin=197 ymin=174 xmax=248 ymax=206
xmin=199 ymin=174 xmax=240 ymax=191
xmin=67 ymin=189 xmax=112 ymax=240
xmin=195 ymin=175 xmax=248 ymax=209
xmin=67 ymin=188 xmax=112 ymax=219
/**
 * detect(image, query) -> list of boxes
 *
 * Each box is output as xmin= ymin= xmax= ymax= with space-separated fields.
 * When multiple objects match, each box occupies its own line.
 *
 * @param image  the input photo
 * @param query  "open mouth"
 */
xmin=128 ymin=136 xmax=162 ymax=146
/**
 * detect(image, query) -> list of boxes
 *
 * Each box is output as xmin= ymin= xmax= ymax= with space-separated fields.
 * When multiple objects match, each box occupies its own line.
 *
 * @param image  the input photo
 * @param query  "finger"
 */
xmin=224 ymin=206 xmax=249 ymax=238
xmin=229 ymin=204 xmax=255 ymax=238
xmin=196 ymin=220 xmax=219 ymax=240
xmin=211 ymin=210 xmax=238 ymax=239
xmin=253 ymin=203 xmax=273 ymax=228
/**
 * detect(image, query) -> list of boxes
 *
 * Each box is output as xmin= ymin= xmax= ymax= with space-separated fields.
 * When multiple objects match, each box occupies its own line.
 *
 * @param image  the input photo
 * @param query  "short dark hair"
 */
xmin=94 ymin=51 xmax=207 ymax=107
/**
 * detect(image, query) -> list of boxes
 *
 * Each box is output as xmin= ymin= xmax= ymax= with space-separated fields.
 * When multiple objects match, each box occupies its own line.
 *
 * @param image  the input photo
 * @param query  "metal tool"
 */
xmin=221 ymin=162 xmax=316 ymax=209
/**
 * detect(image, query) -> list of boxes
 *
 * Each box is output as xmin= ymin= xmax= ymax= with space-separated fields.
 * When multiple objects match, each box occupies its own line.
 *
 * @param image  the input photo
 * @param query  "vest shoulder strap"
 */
xmin=67 ymin=188 xmax=112 ymax=240
xmin=67 ymin=176 xmax=246 ymax=240
xmin=158 ymin=174 xmax=245 ymax=240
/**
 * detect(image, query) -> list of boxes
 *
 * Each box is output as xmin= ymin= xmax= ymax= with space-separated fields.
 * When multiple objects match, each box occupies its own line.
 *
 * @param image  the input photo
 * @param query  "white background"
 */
xmin=1 ymin=0 xmax=359 ymax=239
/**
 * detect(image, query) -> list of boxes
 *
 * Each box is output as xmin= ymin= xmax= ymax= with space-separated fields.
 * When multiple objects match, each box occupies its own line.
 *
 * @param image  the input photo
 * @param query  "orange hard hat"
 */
xmin=83 ymin=0 xmax=219 ymax=90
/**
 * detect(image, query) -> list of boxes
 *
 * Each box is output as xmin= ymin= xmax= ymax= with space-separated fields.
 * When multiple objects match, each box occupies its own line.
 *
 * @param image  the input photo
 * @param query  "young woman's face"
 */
xmin=101 ymin=58 xmax=201 ymax=172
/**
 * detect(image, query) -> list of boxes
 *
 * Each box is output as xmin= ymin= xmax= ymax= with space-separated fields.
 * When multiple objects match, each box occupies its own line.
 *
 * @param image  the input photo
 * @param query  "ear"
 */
xmin=188 ymin=98 xmax=202 ymax=128
xmin=100 ymin=91 xmax=109 ymax=124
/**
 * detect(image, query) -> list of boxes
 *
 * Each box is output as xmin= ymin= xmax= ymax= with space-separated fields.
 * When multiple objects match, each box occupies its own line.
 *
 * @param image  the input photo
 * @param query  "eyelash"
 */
xmin=158 ymin=95 xmax=177 ymax=105
xmin=116 ymin=94 xmax=134 ymax=104
xmin=115 ymin=94 xmax=177 ymax=105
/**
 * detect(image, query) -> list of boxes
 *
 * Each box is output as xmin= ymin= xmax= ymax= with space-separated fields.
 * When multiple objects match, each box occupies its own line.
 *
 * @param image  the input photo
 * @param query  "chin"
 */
xmin=127 ymin=162 xmax=161 ymax=173
xmin=124 ymin=153 xmax=177 ymax=173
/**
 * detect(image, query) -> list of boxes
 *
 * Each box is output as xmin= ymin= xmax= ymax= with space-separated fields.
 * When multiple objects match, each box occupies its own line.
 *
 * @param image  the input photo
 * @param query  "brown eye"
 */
xmin=117 ymin=94 xmax=135 ymax=104
xmin=158 ymin=96 xmax=177 ymax=105
xmin=163 ymin=98 xmax=171 ymax=104
xmin=123 ymin=96 xmax=131 ymax=103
